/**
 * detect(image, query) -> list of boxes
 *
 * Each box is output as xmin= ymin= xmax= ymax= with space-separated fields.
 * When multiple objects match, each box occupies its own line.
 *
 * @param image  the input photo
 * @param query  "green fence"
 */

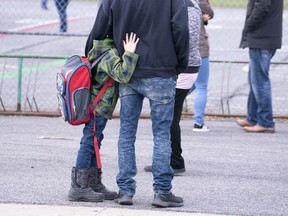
xmin=1 ymin=55 xmax=287 ymax=118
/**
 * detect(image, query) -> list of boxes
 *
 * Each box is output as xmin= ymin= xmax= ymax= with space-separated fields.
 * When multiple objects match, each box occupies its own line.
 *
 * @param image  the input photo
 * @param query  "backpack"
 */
xmin=56 ymin=51 xmax=112 ymax=125
xmin=56 ymin=51 xmax=112 ymax=170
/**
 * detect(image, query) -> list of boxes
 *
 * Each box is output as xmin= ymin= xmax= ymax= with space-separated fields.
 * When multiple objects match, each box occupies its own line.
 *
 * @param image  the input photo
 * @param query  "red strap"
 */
xmin=91 ymin=77 xmax=114 ymax=170
xmin=92 ymin=77 xmax=114 ymax=107
xmin=93 ymin=109 xmax=102 ymax=169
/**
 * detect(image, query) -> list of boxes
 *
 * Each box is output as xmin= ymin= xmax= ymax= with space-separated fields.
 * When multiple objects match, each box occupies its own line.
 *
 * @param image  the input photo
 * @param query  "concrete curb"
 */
xmin=0 ymin=203 xmax=231 ymax=216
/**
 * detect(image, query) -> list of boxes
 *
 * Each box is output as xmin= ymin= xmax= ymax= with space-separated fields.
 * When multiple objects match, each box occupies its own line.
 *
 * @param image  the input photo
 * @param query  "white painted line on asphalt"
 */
xmin=38 ymin=136 xmax=75 ymax=141
xmin=0 ymin=203 xmax=235 ymax=216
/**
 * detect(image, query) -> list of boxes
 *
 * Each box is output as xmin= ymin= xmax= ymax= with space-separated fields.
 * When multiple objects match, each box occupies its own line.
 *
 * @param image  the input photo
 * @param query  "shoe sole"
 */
xmin=68 ymin=196 xmax=104 ymax=202
xmin=145 ymin=167 xmax=186 ymax=175
xmin=117 ymin=200 xmax=133 ymax=205
xmin=152 ymin=200 xmax=183 ymax=208
xmin=104 ymin=193 xmax=118 ymax=200
xmin=244 ymin=129 xmax=275 ymax=133
xmin=94 ymin=190 xmax=118 ymax=200
xmin=174 ymin=168 xmax=186 ymax=176
xmin=114 ymin=196 xmax=133 ymax=205
xmin=144 ymin=166 xmax=152 ymax=172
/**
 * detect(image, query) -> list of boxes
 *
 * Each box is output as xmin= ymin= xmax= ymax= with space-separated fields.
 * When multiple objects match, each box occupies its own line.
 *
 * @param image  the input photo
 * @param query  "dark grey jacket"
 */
xmin=85 ymin=0 xmax=189 ymax=78
xmin=240 ymin=0 xmax=283 ymax=49
xmin=199 ymin=0 xmax=214 ymax=57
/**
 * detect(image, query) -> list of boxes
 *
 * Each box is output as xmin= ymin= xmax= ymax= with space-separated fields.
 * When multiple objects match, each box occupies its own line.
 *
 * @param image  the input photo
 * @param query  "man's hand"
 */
xmin=202 ymin=14 xmax=211 ymax=22
xmin=123 ymin=32 xmax=139 ymax=53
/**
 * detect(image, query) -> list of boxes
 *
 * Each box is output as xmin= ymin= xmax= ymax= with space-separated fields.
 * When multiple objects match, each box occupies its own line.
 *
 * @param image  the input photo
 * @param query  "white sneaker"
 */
xmin=193 ymin=124 xmax=210 ymax=132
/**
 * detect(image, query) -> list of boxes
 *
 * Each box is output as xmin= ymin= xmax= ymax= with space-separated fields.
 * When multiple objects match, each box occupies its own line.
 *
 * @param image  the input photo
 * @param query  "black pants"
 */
xmin=170 ymin=88 xmax=189 ymax=169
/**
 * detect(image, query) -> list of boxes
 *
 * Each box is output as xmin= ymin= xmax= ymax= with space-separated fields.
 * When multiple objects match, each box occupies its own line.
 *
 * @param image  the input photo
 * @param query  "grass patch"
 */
xmin=210 ymin=0 xmax=288 ymax=8
xmin=210 ymin=0 xmax=246 ymax=8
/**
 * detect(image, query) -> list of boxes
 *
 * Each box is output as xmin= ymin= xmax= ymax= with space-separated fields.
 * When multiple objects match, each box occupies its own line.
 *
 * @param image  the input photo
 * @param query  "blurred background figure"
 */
xmin=54 ymin=0 xmax=70 ymax=32
xmin=188 ymin=0 xmax=214 ymax=132
xmin=41 ymin=0 xmax=48 ymax=10
xmin=41 ymin=0 xmax=70 ymax=32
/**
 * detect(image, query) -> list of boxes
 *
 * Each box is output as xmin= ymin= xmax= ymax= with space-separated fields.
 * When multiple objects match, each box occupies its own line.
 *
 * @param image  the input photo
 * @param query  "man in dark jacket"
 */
xmin=85 ymin=0 xmax=189 ymax=208
xmin=236 ymin=0 xmax=283 ymax=133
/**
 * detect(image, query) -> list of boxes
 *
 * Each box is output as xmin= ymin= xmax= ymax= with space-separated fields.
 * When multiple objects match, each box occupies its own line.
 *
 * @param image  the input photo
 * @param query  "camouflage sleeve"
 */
xmin=98 ymin=48 xmax=139 ymax=83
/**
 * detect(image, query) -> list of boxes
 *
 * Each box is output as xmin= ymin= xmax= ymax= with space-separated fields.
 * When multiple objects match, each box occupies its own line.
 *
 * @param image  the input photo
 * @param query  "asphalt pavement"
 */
xmin=0 ymin=115 xmax=287 ymax=216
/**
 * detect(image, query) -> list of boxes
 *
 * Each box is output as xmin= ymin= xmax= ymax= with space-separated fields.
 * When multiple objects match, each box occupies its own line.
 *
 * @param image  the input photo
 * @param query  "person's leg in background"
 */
xmin=243 ymin=48 xmax=276 ymax=133
xmin=55 ymin=0 xmax=69 ymax=32
xmin=41 ymin=0 xmax=48 ymax=10
xmin=191 ymin=56 xmax=210 ymax=132
xmin=170 ymin=88 xmax=189 ymax=174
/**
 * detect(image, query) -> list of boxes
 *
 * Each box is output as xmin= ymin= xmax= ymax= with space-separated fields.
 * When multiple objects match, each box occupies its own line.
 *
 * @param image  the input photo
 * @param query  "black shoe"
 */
xmin=174 ymin=168 xmax=186 ymax=176
xmin=144 ymin=165 xmax=186 ymax=176
xmin=152 ymin=192 xmax=183 ymax=208
xmin=114 ymin=192 xmax=133 ymax=205
xmin=193 ymin=124 xmax=210 ymax=132
xmin=144 ymin=165 xmax=152 ymax=172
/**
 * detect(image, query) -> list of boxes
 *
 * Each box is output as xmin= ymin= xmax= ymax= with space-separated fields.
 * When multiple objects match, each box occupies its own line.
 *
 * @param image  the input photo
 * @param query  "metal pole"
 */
xmin=17 ymin=57 xmax=23 ymax=112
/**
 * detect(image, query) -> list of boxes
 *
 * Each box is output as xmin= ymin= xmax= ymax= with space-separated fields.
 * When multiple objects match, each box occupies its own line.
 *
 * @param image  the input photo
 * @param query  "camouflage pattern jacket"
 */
xmin=88 ymin=38 xmax=139 ymax=119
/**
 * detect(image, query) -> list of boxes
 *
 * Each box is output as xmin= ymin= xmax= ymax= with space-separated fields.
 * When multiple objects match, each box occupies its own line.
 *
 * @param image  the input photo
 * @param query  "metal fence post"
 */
xmin=17 ymin=57 xmax=23 ymax=112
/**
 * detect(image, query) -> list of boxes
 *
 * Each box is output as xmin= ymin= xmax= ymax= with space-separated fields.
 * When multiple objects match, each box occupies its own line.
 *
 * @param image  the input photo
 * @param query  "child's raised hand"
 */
xmin=123 ymin=32 xmax=139 ymax=53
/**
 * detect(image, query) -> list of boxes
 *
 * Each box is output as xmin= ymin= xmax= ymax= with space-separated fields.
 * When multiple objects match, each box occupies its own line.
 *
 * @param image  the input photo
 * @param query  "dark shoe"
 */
xmin=114 ymin=192 xmax=133 ymax=205
xmin=243 ymin=125 xmax=275 ymax=133
xmin=152 ymin=193 xmax=183 ymax=208
xmin=174 ymin=168 xmax=186 ymax=176
xmin=193 ymin=124 xmax=210 ymax=132
xmin=41 ymin=5 xmax=48 ymax=10
xmin=144 ymin=165 xmax=152 ymax=172
xmin=236 ymin=118 xmax=253 ymax=127
xmin=68 ymin=186 xmax=104 ymax=202
xmin=68 ymin=167 xmax=104 ymax=202
xmin=144 ymin=165 xmax=186 ymax=176
xmin=89 ymin=167 xmax=117 ymax=200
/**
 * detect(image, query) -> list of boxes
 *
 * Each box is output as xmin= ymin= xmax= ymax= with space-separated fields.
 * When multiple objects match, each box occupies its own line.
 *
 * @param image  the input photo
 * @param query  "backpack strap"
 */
xmin=91 ymin=50 xmax=109 ymax=69
xmin=91 ymin=78 xmax=113 ymax=171
xmin=92 ymin=77 xmax=113 ymax=107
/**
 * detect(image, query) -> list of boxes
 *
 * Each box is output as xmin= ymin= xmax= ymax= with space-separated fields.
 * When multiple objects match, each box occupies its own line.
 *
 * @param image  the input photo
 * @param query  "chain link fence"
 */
xmin=0 ymin=0 xmax=288 ymax=117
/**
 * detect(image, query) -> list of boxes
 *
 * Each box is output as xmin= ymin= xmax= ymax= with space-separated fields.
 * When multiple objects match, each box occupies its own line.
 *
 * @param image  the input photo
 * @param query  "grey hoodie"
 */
xmin=186 ymin=0 xmax=202 ymax=73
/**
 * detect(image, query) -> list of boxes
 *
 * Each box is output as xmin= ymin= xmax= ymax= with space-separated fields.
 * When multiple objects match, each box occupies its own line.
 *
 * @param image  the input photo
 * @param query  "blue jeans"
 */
xmin=246 ymin=48 xmax=276 ymax=128
xmin=41 ymin=0 xmax=47 ymax=8
xmin=116 ymin=76 xmax=176 ymax=196
xmin=55 ymin=0 xmax=69 ymax=32
xmin=75 ymin=112 xmax=107 ymax=169
xmin=188 ymin=56 xmax=209 ymax=126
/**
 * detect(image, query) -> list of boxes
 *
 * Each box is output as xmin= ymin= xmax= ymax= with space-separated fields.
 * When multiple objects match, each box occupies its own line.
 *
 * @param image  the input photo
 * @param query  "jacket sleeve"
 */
xmin=98 ymin=48 xmax=139 ymax=84
xmin=171 ymin=0 xmax=189 ymax=74
xmin=199 ymin=0 xmax=214 ymax=19
xmin=85 ymin=2 xmax=113 ymax=56
xmin=245 ymin=0 xmax=272 ymax=32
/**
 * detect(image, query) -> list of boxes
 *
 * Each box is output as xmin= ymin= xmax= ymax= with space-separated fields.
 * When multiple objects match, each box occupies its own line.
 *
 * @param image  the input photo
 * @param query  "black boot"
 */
xmin=68 ymin=167 xmax=105 ymax=202
xmin=89 ymin=167 xmax=117 ymax=200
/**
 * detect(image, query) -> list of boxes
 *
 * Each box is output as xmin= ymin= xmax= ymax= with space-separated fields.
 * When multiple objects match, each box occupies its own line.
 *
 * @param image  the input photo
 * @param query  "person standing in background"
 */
xmin=236 ymin=0 xmax=283 ymax=133
xmin=41 ymin=0 xmax=48 ymax=10
xmin=54 ymin=0 xmax=70 ymax=32
xmin=41 ymin=0 xmax=70 ymax=32
xmin=188 ymin=0 xmax=214 ymax=132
